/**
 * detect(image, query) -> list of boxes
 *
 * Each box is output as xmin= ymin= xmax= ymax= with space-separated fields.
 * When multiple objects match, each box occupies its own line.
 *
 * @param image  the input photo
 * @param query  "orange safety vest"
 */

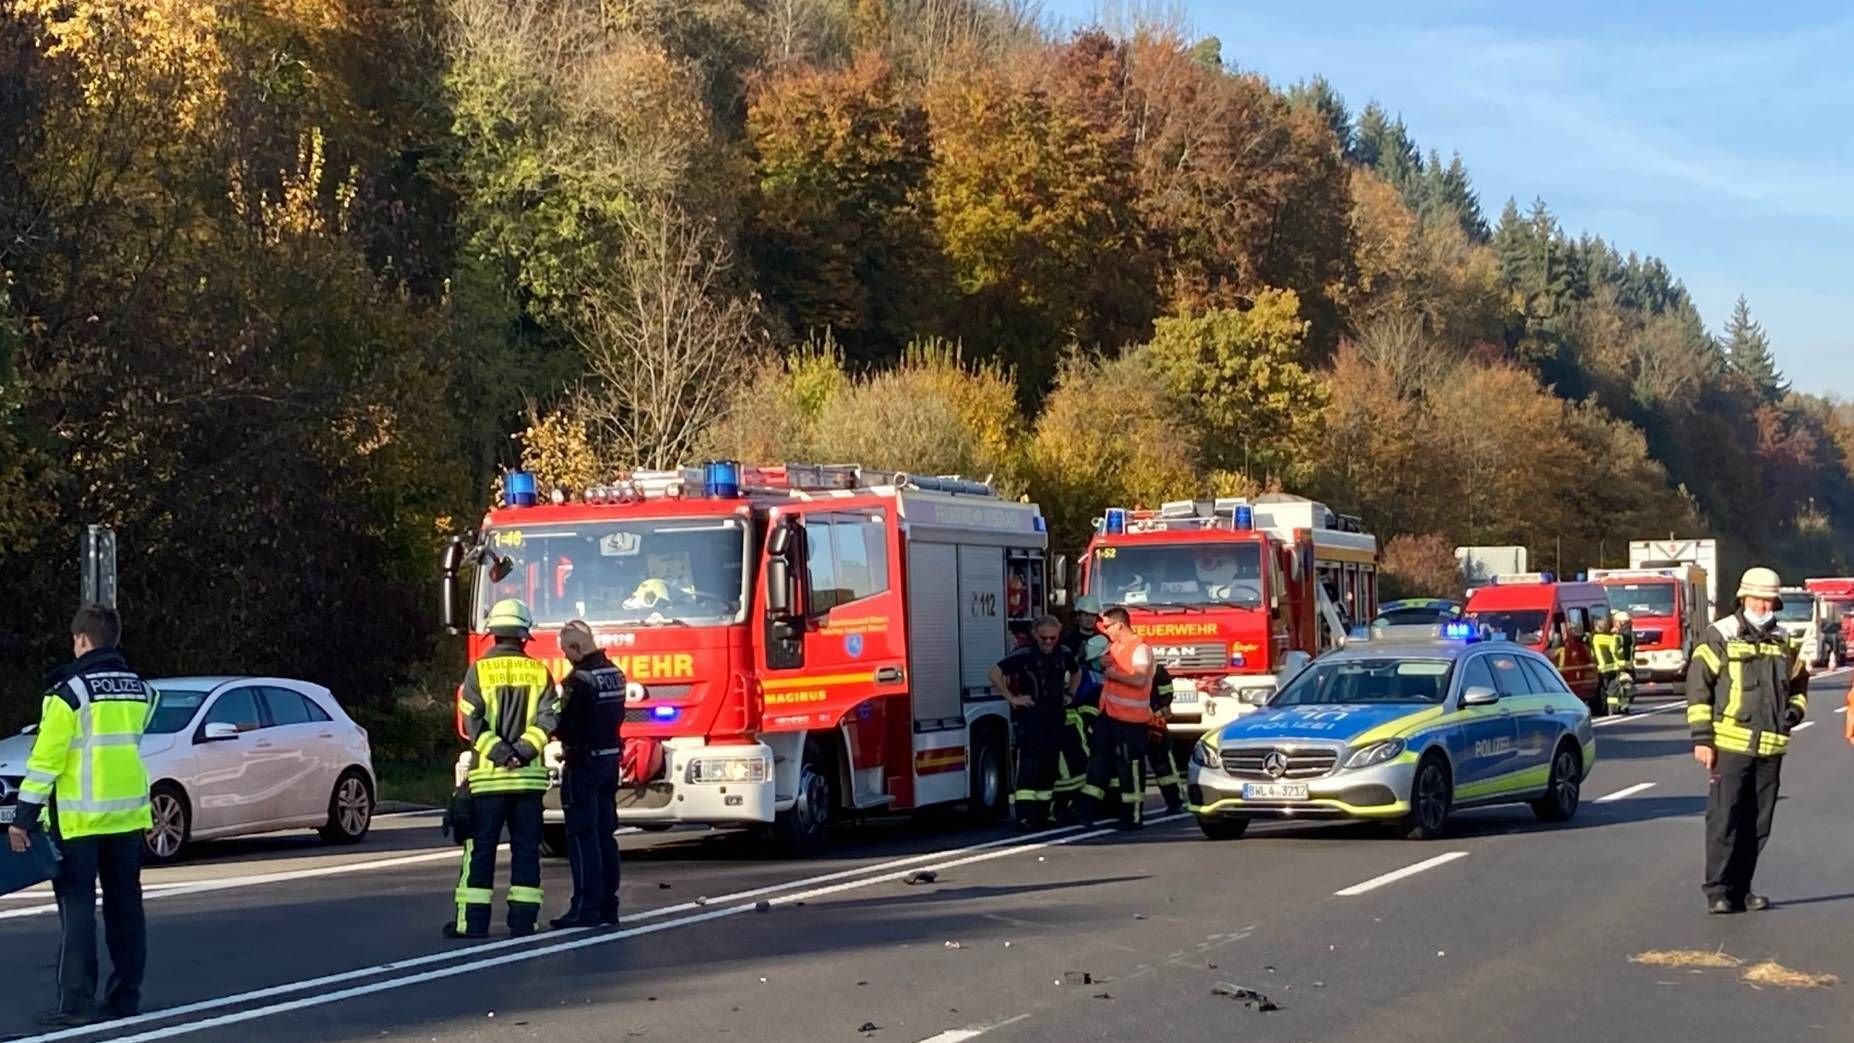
xmin=1100 ymin=633 xmax=1154 ymax=724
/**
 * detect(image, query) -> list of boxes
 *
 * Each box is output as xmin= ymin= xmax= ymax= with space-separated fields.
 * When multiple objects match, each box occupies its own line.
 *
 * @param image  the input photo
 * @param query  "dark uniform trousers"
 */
xmin=457 ymin=792 xmax=544 ymax=935
xmin=1012 ymin=713 xmax=1063 ymax=825
xmin=1052 ymin=707 xmax=1096 ymax=812
xmin=562 ymin=756 xmax=622 ymax=921
xmin=52 ymin=830 xmax=146 ymax=1016
xmin=1143 ymin=733 xmax=1184 ymax=812
xmin=1703 ymin=751 xmax=1782 ymax=904
xmin=1079 ymin=718 xmax=1147 ymax=827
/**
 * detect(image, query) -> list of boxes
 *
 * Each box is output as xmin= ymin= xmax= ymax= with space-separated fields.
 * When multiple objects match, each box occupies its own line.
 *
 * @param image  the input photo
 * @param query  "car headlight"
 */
xmin=1342 ymin=739 xmax=1405 ymax=770
xmin=685 ymin=756 xmax=769 ymax=784
xmin=1190 ymin=736 xmax=1222 ymax=770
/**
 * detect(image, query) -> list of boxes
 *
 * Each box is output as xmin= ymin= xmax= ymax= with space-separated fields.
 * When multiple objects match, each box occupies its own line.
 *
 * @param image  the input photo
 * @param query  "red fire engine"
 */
xmin=1588 ymin=565 xmax=1713 ymax=683
xmin=1074 ymin=494 xmax=1379 ymax=737
xmin=440 ymin=462 xmax=1051 ymax=854
xmin=1803 ymin=577 xmax=1854 ymax=670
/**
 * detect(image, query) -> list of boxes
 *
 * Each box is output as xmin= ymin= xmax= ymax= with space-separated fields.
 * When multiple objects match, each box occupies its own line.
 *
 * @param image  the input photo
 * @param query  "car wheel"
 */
xmin=965 ymin=725 xmax=1008 ymax=824
xmin=542 ymin=824 xmax=569 ymax=858
xmin=772 ymin=740 xmax=833 ymax=856
xmin=1196 ymin=815 xmax=1250 ymax=841
xmin=1531 ymin=743 xmax=1582 ymax=823
xmin=1398 ymin=756 xmax=1452 ymax=840
xmin=143 ymin=783 xmax=191 ymax=865
xmin=318 ymin=769 xmax=374 ymax=844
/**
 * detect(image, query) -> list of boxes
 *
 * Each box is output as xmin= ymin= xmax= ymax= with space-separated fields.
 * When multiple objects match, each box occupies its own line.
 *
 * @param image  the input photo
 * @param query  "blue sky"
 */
xmin=1044 ymin=0 xmax=1851 ymax=396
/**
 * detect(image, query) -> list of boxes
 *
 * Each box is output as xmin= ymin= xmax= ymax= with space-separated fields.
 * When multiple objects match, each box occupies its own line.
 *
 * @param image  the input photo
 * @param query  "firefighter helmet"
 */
xmin=1736 ymin=567 xmax=1783 ymax=607
xmin=1613 ymin=610 xmax=1631 ymax=624
xmin=1073 ymin=593 xmax=1102 ymax=617
xmin=626 ymin=578 xmax=673 ymax=610
xmin=485 ymin=598 xmax=534 ymax=637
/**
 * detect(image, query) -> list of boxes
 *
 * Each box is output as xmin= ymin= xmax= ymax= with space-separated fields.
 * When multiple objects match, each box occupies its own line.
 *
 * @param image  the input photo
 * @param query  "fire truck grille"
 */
xmin=1147 ymin=643 xmax=1227 ymax=672
xmin=1220 ymin=746 xmax=1338 ymax=780
xmin=1633 ymin=629 xmax=1662 ymax=645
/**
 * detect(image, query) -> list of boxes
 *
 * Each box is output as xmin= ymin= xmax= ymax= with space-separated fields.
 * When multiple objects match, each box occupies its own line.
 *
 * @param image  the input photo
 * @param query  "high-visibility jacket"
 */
xmin=1100 ymin=633 xmax=1154 ymax=724
xmin=1686 ymin=613 xmax=1807 ymax=758
xmin=16 ymin=647 xmax=152 ymax=839
xmin=1592 ymin=633 xmax=1624 ymax=676
xmin=460 ymin=641 xmax=561 ymax=794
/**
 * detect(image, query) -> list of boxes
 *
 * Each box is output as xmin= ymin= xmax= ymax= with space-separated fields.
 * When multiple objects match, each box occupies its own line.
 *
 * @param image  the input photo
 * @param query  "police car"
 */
xmin=1187 ymin=623 xmax=1595 ymax=840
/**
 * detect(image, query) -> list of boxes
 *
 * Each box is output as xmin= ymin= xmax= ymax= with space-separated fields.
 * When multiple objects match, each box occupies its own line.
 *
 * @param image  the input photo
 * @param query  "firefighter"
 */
xmin=1054 ymin=596 xmax=1108 ymax=813
xmin=1688 ymin=567 xmax=1808 ymax=915
xmin=1592 ymin=616 xmax=1626 ymax=716
xmin=1145 ymin=662 xmax=1185 ymax=814
xmin=8 ymin=604 xmax=151 ymax=1028
xmin=1076 ymin=606 xmax=1155 ymax=830
xmin=990 ymin=615 xmax=1077 ymax=828
xmin=448 ymin=599 xmax=561 ymax=939
xmin=551 ymin=620 xmax=626 ymax=929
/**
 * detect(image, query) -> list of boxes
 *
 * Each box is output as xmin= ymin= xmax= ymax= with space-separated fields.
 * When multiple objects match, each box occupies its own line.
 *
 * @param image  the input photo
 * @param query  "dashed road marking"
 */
xmin=1592 ymin=701 xmax=1686 ymax=727
xmin=1334 ymin=851 xmax=1469 ymax=897
xmin=1793 ymin=721 xmax=1815 ymax=731
xmin=1595 ymin=782 xmax=1657 ymax=803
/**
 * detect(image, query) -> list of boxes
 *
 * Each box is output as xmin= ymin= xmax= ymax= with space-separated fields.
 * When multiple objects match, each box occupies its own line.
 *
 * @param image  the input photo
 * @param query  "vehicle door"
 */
xmin=189 ymin=685 xmax=291 ymax=831
xmin=1482 ymin=651 xmax=1551 ymax=789
xmin=1446 ymin=654 xmax=1517 ymax=797
xmin=1515 ymin=654 xmax=1576 ymax=766
xmin=256 ymin=686 xmax=339 ymax=822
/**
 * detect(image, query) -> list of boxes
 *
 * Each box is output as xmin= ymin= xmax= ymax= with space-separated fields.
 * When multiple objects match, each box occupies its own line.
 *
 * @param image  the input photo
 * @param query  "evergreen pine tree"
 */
xmin=1720 ymin=295 xmax=1789 ymax=401
xmin=1287 ymin=75 xmax=1351 ymax=154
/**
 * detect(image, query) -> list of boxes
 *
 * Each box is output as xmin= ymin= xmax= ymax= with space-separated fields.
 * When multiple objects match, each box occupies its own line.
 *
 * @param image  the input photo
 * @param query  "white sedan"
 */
xmin=0 ymin=676 xmax=376 ymax=863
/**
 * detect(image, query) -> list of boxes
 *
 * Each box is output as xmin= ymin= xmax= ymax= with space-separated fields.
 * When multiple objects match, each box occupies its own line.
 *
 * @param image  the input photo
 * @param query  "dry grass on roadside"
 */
xmin=1741 ymin=960 xmax=1839 ymax=989
xmin=1630 ymin=949 xmax=1742 ymax=969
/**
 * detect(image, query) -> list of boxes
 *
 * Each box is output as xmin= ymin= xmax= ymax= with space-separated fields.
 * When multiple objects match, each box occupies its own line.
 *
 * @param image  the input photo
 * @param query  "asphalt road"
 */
xmin=4 ymin=673 xmax=1852 ymax=1043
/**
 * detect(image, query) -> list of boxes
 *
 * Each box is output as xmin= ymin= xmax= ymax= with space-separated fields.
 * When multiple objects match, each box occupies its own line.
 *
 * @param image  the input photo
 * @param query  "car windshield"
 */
xmin=1090 ymin=542 xmax=1264 ymax=608
xmin=146 ymin=687 xmax=210 ymax=735
xmin=1270 ymin=658 xmax=1453 ymax=706
xmin=1606 ymin=583 xmax=1676 ymax=617
xmin=1775 ymin=598 xmax=1816 ymax=624
xmin=1376 ymin=603 xmax=1456 ymax=626
xmin=1469 ymin=610 xmax=1548 ymax=646
xmin=475 ymin=518 xmax=750 ymax=628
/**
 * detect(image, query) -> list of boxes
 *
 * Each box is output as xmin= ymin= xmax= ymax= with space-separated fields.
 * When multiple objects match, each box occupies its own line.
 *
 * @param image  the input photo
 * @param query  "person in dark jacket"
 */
xmin=989 ymin=616 xmax=1077 ymax=827
xmin=1687 ymin=567 xmax=1808 ymax=915
xmin=551 ymin=620 xmax=626 ymax=928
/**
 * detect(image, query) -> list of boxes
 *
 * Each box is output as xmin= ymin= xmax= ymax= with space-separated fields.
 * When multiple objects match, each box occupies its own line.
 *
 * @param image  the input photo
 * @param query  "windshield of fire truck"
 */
xmin=474 ymin=518 xmax=750 ymax=629
xmin=1606 ymin=583 xmax=1677 ymax=618
xmin=1090 ymin=542 xmax=1264 ymax=608
xmin=1775 ymin=597 xmax=1816 ymax=624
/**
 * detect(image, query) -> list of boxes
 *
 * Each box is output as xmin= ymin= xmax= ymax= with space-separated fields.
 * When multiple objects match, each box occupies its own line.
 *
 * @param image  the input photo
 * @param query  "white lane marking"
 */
xmin=1594 ymin=782 xmax=1656 ymax=803
xmin=16 ymin=812 xmax=1179 ymax=1043
xmin=915 ymin=1032 xmax=987 ymax=1043
xmin=1837 ymin=707 xmax=1847 ymax=715
xmin=1592 ymin=701 xmax=1687 ymax=728
xmin=1334 ymin=850 xmax=1469 ymax=897
xmin=0 ymin=847 xmax=483 ymax=922
xmin=79 ymin=814 xmax=1189 ymax=1043
xmin=1793 ymin=721 xmax=1815 ymax=731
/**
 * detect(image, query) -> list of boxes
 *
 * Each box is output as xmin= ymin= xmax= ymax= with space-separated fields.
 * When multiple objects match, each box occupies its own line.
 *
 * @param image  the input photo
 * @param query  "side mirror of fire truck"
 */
xmin=1052 ymin=555 xmax=1070 ymax=608
xmin=767 ymin=557 xmax=793 ymax=617
xmin=440 ymin=537 xmax=465 ymax=635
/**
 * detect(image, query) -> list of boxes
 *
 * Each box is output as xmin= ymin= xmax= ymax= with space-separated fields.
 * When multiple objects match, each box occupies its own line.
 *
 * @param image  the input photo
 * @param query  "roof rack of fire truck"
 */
xmin=1093 ymin=495 xmax=1364 ymax=536
xmin=509 ymin=461 xmax=1002 ymax=507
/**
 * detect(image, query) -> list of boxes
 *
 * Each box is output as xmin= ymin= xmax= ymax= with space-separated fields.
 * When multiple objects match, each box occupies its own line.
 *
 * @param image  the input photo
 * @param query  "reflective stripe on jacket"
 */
xmin=1100 ymin=634 xmax=1153 ymax=724
xmin=16 ymin=647 xmax=152 ymax=839
xmin=461 ymin=643 xmax=561 ymax=793
xmin=1592 ymin=633 xmax=1623 ymax=676
xmin=1686 ymin=613 xmax=1808 ymax=758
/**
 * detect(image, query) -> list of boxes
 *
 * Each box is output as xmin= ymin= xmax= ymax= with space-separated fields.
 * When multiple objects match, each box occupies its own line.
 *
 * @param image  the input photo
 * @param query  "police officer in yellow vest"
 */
xmin=7 ymin=604 xmax=152 ymax=1028
xmin=447 ymin=599 xmax=560 ymax=939
xmin=1688 ymin=567 xmax=1808 ymax=915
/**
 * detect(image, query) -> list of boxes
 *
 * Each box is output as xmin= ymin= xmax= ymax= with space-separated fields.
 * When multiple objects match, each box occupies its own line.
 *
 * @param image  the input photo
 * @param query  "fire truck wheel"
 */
xmin=772 ymin=740 xmax=833 ymax=855
xmin=542 ymin=824 xmax=569 ymax=858
xmin=965 ymin=724 xmax=1008 ymax=823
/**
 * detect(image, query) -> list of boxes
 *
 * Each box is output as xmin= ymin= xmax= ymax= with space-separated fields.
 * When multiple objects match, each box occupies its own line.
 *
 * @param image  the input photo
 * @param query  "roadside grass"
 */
xmin=375 ymin=759 xmax=454 ymax=809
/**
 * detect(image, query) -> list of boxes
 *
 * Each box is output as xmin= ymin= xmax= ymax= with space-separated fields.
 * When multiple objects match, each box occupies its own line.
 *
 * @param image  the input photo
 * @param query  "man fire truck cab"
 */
xmin=439 ymin=462 xmax=1051 ymax=855
xmin=1589 ymin=565 xmax=1712 ymax=684
xmin=1073 ymin=494 xmax=1379 ymax=737
xmin=1802 ymin=578 xmax=1854 ymax=670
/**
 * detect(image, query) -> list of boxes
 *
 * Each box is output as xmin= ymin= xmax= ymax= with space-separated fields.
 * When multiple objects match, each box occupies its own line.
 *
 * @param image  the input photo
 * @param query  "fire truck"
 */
xmin=1073 ymin=494 xmax=1379 ymax=737
xmin=439 ymin=462 xmax=1051 ymax=854
xmin=1803 ymin=578 xmax=1854 ymax=670
xmin=1589 ymin=563 xmax=1713 ymax=684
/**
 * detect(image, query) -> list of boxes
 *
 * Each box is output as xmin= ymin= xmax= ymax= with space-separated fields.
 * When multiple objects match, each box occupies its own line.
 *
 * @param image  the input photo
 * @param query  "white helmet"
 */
xmin=1613 ymin=610 xmax=1631 ymax=624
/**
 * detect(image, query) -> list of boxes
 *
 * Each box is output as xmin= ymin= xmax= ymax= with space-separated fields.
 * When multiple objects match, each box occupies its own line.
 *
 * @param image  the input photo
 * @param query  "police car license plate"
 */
xmin=1242 ymin=783 xmax=1308 ymax=801
xmin=0 ymin=806 xmax=14 ymax=825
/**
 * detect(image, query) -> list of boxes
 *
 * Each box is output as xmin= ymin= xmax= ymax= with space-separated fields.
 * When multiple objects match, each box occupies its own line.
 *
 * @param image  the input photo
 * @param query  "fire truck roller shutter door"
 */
xmin=907 ymin=541 xmax=963 ymax=726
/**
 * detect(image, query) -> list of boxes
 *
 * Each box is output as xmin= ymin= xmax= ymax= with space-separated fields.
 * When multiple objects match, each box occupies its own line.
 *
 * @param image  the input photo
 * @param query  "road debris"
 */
xmin=695 ymin=896 xmax=710 ymax=906
xmin=944 ymin=940 xmax=963 ymax=949
xmin=1631 ymin=949 xmax=1741 ymax=969
xmin=904 ymin=870 xmax=938 ymax=885
xmin=858 ymin=1022 xmax=881 ymax=1033
xmin=754 ymin=900 xmax=772 ymax=913
xmin=1742 ymin=960 xmax=1840 ymax=989
xmin=1062 ymin=971 xmax=1094 ymax=986
xmin=657 ymin=882 xmax=672 ymax=889
xmin=1133 ymin=914 xmax=1146 ymax=920
xmin=1092 ymin=992 xmax=1113 ymax=1000
xmin=1211 ymin=982 xmax=1278 ymax=1011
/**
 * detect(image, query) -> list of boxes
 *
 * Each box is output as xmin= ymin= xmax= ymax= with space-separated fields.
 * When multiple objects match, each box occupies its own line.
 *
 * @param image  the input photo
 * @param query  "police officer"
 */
xmin=448 ymin=599 xmax=560 ymax=939
xmin=1592 ymin=616 xmax=1625 ymax=716
xmin=1077 ymin=606 xmax=1155 ymax=830
xmin=1055 ymin=596 xmax=1107 ymax=813
xmin=990 ymin=615 xmax=1077 ymax=828
xmin=1144 ymin=662 xmax=1185 ymax=814
xmin=1688 ymin=567 xmax=1808 ymax=915
xmin=8 ymin=604 xmax=152 ymax=1028
xmin=551 ymin=620 xmax=626 ymax=929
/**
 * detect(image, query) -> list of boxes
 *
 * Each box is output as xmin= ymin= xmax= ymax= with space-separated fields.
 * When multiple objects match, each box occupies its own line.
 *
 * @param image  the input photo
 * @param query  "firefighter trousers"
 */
xmin=454 ymin=791 xmax=544 ymax=937
xmin=1078 ymin=718 xmax=1147 ymax=827
xmin=1053 ymin=708 xmax=1096 ymax=812
xmin=1601 ymin=673 xmax=1632 ymax=714
xmin=1703 ymin=751 xmax=1781 ymax=904
xmin=1144 ymin=734 xmax=1184 ymax=812
xmin=1012 ymin=715 xmax=1063 ymax=825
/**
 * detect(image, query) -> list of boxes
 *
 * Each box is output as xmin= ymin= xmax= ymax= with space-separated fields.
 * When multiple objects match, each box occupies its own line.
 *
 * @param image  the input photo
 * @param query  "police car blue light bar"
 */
xmin=1441 ymin=621 xmax=1477 ymax=641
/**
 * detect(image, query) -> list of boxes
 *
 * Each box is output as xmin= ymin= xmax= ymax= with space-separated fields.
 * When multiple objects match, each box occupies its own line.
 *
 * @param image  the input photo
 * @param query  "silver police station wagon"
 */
xmin=1187 ymin=624 xmax=1596 ymax=840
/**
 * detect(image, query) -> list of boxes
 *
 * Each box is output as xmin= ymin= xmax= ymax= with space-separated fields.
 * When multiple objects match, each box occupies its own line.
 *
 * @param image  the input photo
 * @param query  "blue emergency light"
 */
xmin=1540 ymin=570 xmax=1556 ymax=583
xmin=704 ymin=459 xmax=742 ymax=498
xmin=506 ymin=471 xmax=538 ymax=507
xmin=1104 ymin=508 xmax=1127 ymax=534
xmin=650 ymin=705 xmax=679 ymax=722
xmin=1234 ymin=504 xmax=1254 ymax=530
xmin=1442 ymin=621 xmax=1477 ymax=641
